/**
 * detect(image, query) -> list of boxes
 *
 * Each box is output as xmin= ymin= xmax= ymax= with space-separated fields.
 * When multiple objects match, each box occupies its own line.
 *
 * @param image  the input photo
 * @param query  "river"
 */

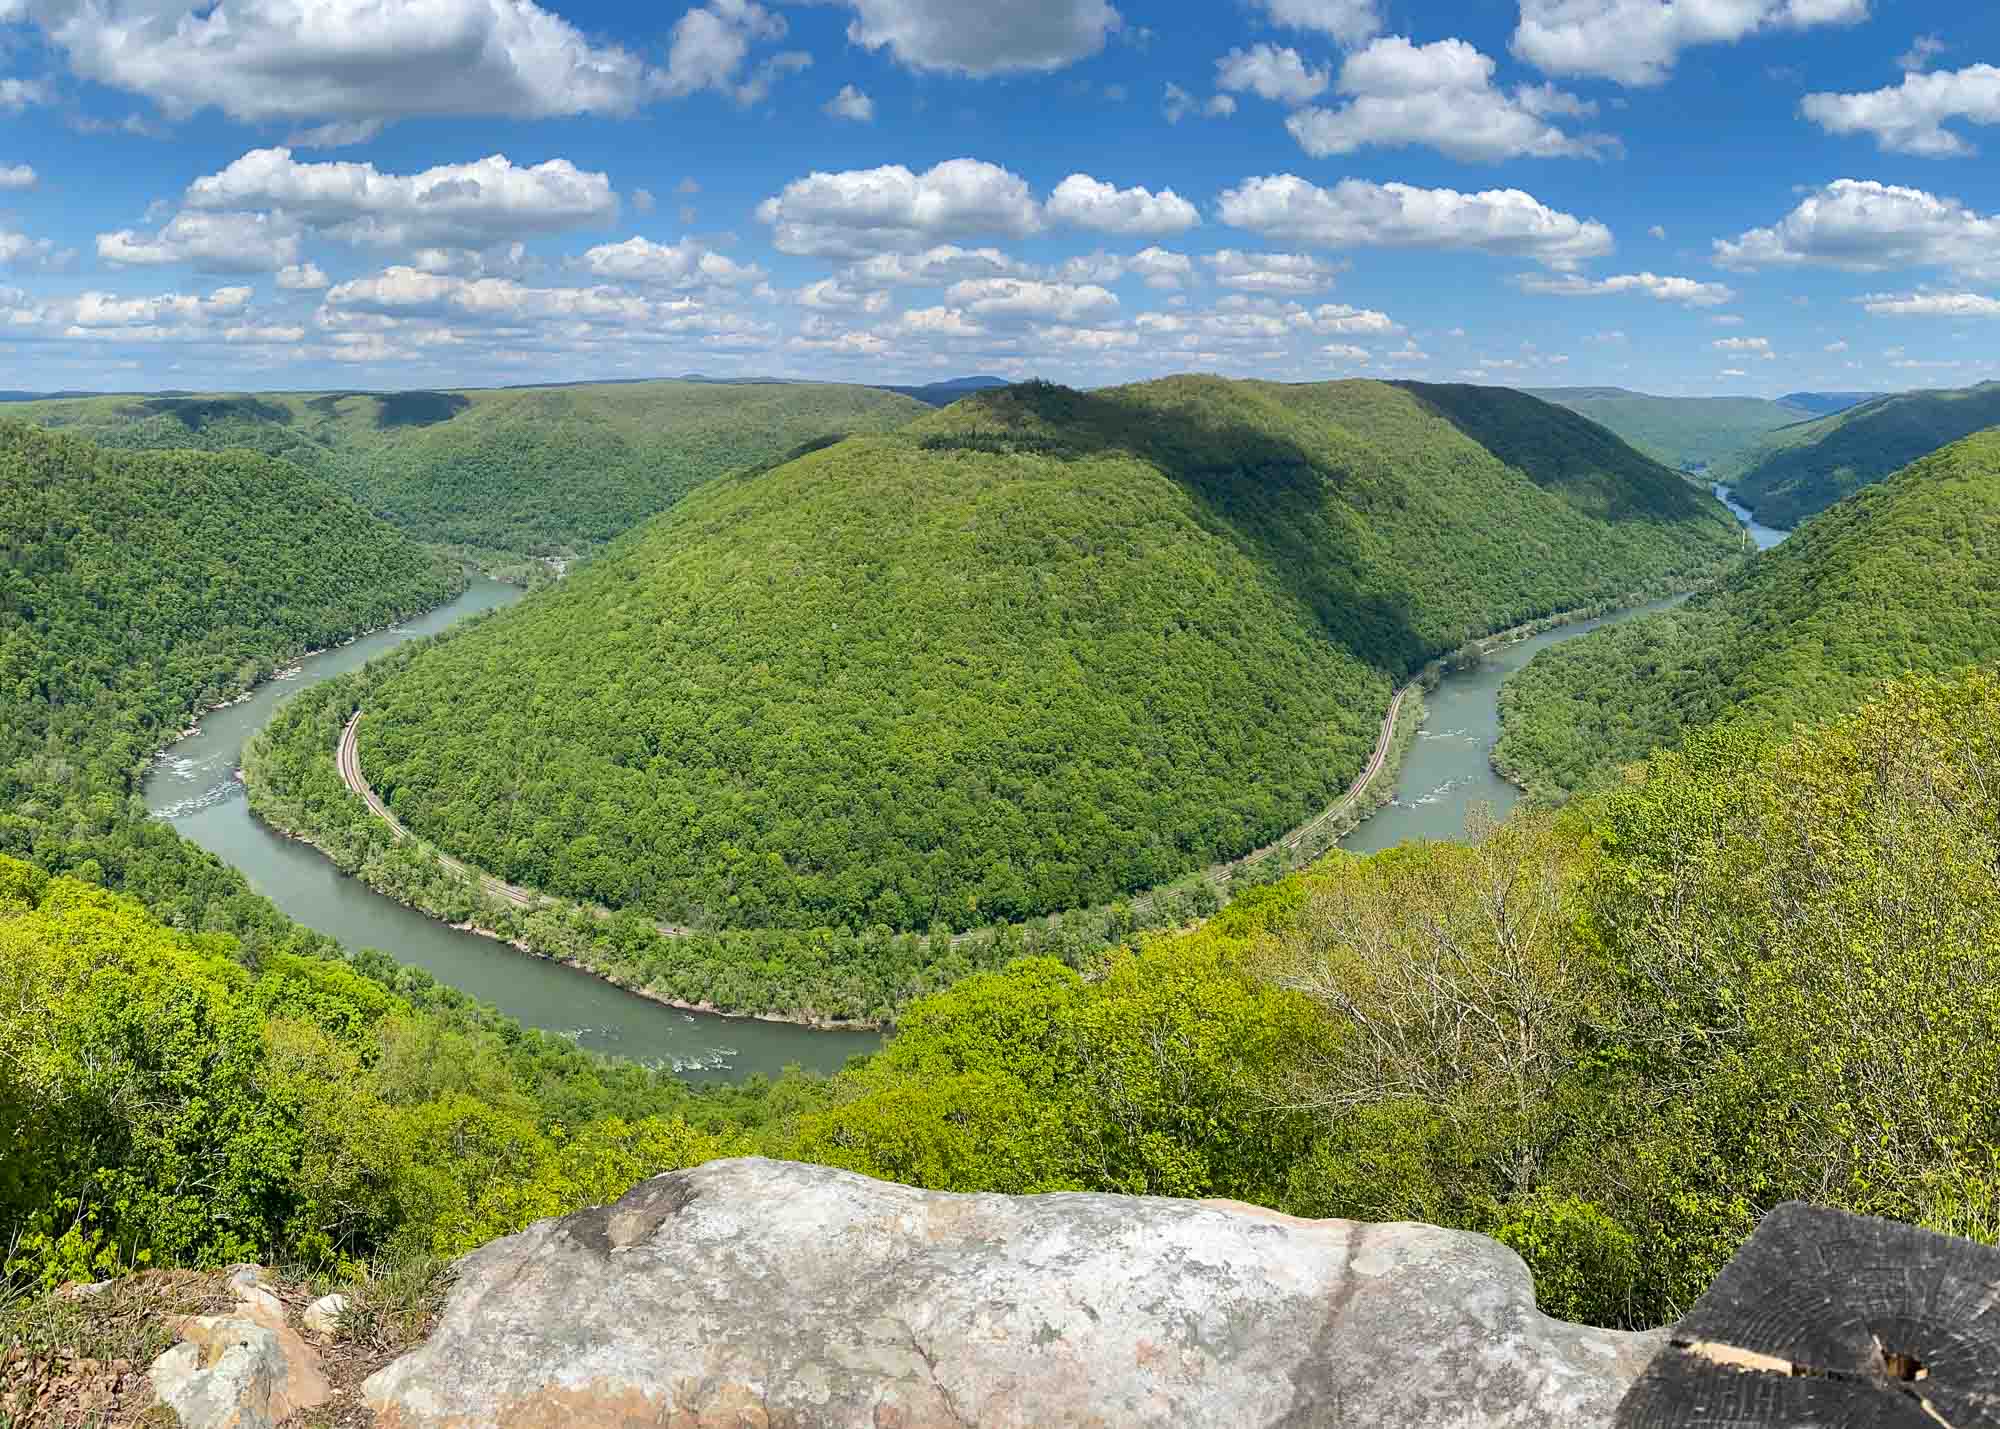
xmin=142 ymin=575 xmax=881 ymax=1082
xmin=1712 ymin=483 xmax=1790 ymax=550
xmin=150 ymin=488 xmax=1783 ymax=1077
xmin=1342 ymin=487 xmax=1789 ymax=851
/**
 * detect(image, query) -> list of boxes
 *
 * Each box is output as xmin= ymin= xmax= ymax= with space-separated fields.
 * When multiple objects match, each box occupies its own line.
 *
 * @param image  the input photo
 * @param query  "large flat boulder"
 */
xmin=366 ymin=1157 xmax=1655 ymax=1427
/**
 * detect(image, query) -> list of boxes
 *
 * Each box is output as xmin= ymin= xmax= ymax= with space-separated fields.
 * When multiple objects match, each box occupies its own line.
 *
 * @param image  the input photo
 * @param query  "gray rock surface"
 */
xmin=365 ymin=1156 xmax=1660 ymax=1428
xmin=149 ymin=1267 xmax=329 ymax=1429
xmin=302 ymin=1293 xmax=349 ymax=1336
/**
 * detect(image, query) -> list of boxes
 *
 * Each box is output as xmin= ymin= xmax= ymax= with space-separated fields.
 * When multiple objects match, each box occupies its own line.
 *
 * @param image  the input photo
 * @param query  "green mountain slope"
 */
xmin=1724 ymin=380 xmax=2000 ymax=525
xmin=1495 ymin=428 xmax=2000 ymax=797
xmin=350 ymin=376 xmax=1742 ymax=937
xmin=16 ymin=381 xmax=929 ymax=560
xmin=1524 ymin=387 xmax=1817 ymax=472
xmin=0 ymin=420 xmax=462 ymax=898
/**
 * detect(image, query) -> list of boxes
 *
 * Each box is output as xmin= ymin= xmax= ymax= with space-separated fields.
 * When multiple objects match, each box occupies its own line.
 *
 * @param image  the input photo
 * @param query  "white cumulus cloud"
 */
xmin=833 ymin=0 xmax=1121 ymax=75
xmin=1714 ymin=179 xmax=2000 ymax=280
xmin=97 ymin=210 xmax=302 ymax=273
xmin=1859 ymin=291 xmax=2000 ymax=318
xmin=758 ymin=159 xmax=1042 ymax=257
xmin=184 ymin=148 xmax=618 ymax=248
xmin=1204 ymin=249 xmax=1344 ymax=294
xmin=1216 ymin=44 xmax=1330 ymax=105
xmin=1219 ymin=174 xmax=1614 ymax=270
xmin=0 ymin=164 xmax=35 ymax=190
xmin=1803 ymin=65 xmax=2000 ymax=158
xmin=578 ymin=236 xmax=762 ymax=287
xmin=847 ymin=244 xmax=1033 ymax=285
xmin=1516 ymin=270 xmax=1735 ymax=306
xmin=17 ymin=0 xmax=664 ymax=122
xmin=944 ymin=277 xmax=1118 ymax=322
xmin=824 ymin=84 xmax=875 ymax=121
xmin=1045 ymin=174 xmax=1199 ymax=235
xmin=1287 ymin=36 xmax=1612 ymax=161
xmin=1512 ymin=0 xmax=1868 ymax=87
xmin=1252 ymin=0 xmax=1382 ymax=46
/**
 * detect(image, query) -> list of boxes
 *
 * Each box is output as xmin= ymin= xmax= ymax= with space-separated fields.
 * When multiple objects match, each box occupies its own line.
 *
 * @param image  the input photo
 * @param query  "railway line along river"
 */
xmin=151 ymin=485 xmax=1783 ymax=1079
xmin=142 ymin=575 xmax=881 ymax=1082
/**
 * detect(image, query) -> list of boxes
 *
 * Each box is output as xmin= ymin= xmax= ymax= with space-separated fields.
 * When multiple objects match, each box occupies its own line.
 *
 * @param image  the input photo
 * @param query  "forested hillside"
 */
xmin=17 ymin=381 xmax=928 ymax=562
xmin=1723 ymin=380 xmax=2000 ymax=525
xmin=0 ymin=421 xmax=464 ymax=909
xmin=1495 ymin=428 xmax=2000 ymax=798
xmin=1525 ymin=386 xmax=1817 ymax=472
xmin=344 ymin=377 xmax=1741 ymax=943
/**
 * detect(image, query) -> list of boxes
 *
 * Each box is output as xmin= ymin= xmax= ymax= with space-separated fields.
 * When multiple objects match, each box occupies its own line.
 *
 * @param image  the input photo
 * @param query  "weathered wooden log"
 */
xmin=1617 ymin=1201 xmax=2000 ymax=1427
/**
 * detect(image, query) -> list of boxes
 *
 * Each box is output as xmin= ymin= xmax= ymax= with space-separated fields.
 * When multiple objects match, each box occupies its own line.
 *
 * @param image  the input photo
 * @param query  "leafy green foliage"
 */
xmin=1725 ymin=380 xmax=2000 ymax=525
xmin=0 ymin=861 xmax=730 ymax=1281
xmin=0 ymin=420 xmax=462 ymax=919
xmin=351 ymin=377 xmax=1741 ymax=938
xmin=16 ymin=381 xmax=929 ymax=560
xmin=1495 ymin=429 xmax=2000 ymax=798
xmin=768 ymin=880 xmax=1327 ymax=1206
xmin=1523 ymin=387 xmax=1818 ymax=473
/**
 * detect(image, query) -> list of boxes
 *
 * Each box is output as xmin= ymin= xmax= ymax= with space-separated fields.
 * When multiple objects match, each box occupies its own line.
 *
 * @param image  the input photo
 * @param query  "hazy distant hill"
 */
xmin=1525 ymin=386 xmax=1818 ymax=472
xmin=1777 ymin=391 xmax=1883 ymax=418
xmin=1722 ymin=380 xmax=2000 ymax=525
xmin=347 ymin=376 xmax=1741 ymax=943
xmin=13 ymin=380 xmax=928 ymax=561
xmin=875 ymin=375 xmax=1013 ymax=406
xmin=1497 ymin=427 xmax=2000 ymax=798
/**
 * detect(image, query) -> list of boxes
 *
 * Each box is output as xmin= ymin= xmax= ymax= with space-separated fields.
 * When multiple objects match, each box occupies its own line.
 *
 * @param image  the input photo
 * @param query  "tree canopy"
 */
xmin=349 ymin=376 xmax=1742 ymax=937
xmin=1722 ymin=380 xmax=2000 ymax=526
xmin=1524 ymin=387 xmax=1818 ymax=473
xmin=1495 ymin=428 xmax=2000 ymax=799
xmin=15 ymin=381 xmax=929 ymax=562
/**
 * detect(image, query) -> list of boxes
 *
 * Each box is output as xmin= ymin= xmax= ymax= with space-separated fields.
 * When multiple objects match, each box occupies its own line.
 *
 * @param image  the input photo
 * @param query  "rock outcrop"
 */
xmin=149 ymin=1266 xmax=329 ymax=1429
xmin=365 ymin=1157 xmax=1660 ymax=1428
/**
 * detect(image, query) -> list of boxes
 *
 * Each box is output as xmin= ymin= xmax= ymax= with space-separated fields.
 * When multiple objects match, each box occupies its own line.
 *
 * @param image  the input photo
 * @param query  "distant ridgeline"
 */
xmin=1523 ymin=387 xmax=1831 ymax=475
xmin=321 ymin=377 xmax=1740 ymax=961
xmin=1496 ymin=428 xmax=2000 ymax=800
xmin=1720 ymin=379 xmax=2000 ymax=526
xmin=12 ymin=381 xmax=929 ymax=563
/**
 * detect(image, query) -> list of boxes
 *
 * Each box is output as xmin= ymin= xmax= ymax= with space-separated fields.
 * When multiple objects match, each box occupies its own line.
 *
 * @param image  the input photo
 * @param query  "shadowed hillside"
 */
xmin=1497 ymin=427 xmax=2000 ymax=798
xmin=341 ymin=376 xmax=1742 ymax=939
xmin=1723 ymin=380 xmax=2000 ymax=525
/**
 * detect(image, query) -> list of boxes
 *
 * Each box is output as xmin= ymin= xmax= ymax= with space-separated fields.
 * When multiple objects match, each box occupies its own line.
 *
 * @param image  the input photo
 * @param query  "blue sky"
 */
xmin=1 ymin=0 xmax=1997 ymax=396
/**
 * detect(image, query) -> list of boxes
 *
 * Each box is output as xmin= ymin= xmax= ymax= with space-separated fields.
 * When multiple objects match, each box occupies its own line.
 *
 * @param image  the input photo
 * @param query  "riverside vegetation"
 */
xmin=1720 ymin=378 xmax=2000 ymax=526
xmin=1496 ymin=428 xmax=2000 ymax=800
xmin=13 ymin=393 xmax=2000 ymax=1352
xmin=307 ymin=377 xmax=1739 ymax=967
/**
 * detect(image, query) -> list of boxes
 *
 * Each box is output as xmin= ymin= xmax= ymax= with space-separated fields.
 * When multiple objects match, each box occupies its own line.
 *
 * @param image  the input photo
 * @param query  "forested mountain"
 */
xmin=1722 ymin=380 xmax=2000 ymax=525
xmin=1524 ymin=386 xmax=1818 ymax=472
xmin=0 ymin=420 xmax=462 ymax=914
xmin=875 ymin=375 xmax=1012 ymax=406
xmin=1777 ymin=391 xmax=1882 ymax=418
xmin=15 ymin=381 xmax=928 ymax=561
xmin=1495 ymin=428 xmax=2000 ymax=798
xmin=347 ymin=377 xmax=1741 ymax=939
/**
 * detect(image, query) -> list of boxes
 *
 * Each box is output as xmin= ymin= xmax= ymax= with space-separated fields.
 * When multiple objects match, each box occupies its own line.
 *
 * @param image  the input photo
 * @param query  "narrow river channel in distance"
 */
xmin=148 ymin=482 xmax=1786 ymax=1080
